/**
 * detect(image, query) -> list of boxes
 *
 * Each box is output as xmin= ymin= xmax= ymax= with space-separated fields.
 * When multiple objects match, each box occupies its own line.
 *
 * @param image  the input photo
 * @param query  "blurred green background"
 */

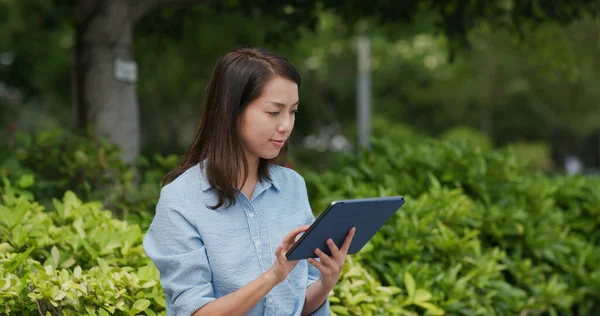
xmin=2 ymin=0 xmax=599 ymax=173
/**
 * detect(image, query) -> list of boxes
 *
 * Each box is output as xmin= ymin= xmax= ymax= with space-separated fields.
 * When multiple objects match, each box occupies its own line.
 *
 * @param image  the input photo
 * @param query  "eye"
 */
xmin=268 ymin=112 xmax=280 ymax=117
xmin=291 ymin=110 xmax=300 ymax=115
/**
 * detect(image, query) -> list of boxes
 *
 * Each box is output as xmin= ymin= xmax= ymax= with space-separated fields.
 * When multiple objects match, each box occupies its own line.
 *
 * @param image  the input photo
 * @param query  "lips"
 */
xmin=270 ymin=140 xmax=285 ymax=147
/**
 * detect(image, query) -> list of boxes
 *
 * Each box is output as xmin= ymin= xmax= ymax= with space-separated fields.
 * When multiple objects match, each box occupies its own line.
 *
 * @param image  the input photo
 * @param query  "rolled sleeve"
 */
xmin=143 ymin=184 xmax=215 ymax=315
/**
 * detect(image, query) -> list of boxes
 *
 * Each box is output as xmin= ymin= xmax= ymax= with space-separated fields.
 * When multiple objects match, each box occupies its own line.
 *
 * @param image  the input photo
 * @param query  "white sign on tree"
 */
xmin=114 ymin=58 xmax=138 ymax=83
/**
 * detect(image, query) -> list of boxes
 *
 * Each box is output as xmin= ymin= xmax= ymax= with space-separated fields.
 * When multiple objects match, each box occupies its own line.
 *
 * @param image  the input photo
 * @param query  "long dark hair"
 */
xmin=163 ymin=46 xmax=301 ymax=210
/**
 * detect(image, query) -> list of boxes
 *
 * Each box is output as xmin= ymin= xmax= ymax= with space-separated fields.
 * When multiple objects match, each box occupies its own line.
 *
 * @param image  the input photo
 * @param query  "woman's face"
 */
xmin=238 ymin=76 xmax=299 ymax=164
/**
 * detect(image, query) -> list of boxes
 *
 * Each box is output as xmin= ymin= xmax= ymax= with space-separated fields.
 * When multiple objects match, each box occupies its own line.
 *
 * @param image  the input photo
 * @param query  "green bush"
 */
xmin=302 ymin=138 xmax=600 ymax=315
xmin=3 ymin=131 xmax=599 ymax=315
xmin=0 ymin=128 xmax=179 ymax=229
xmin=0 ymin=177 xmax=402 ymax=315
xmin=502 ymin=141 xmax=554 ymax=172
xmin=440 ymin=126 xmax=493 ymax=151
xmin=0 ymin=178 xmax=165 ymax=315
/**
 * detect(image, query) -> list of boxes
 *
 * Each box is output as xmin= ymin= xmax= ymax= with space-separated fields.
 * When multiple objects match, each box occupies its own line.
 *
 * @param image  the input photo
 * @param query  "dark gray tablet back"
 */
xmin=286 ymin=196 xmax=405 ymax=261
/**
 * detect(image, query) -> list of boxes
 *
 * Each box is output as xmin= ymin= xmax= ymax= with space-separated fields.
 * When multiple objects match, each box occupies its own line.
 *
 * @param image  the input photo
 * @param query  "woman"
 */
xmin=143 ymin=46 xmax=355 ymax=316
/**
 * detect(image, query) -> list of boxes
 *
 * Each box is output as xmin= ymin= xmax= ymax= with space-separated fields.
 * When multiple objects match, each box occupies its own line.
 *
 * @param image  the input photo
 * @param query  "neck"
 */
xmin=238 ymin=157 xmax=260 ymax=187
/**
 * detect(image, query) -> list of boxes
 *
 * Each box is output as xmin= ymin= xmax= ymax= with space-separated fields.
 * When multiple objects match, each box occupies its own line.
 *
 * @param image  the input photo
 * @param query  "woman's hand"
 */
xmin=308 ymin=227 xmax=356 ymax=289
xmin=268 ymin=225 xmax=310 ymax=284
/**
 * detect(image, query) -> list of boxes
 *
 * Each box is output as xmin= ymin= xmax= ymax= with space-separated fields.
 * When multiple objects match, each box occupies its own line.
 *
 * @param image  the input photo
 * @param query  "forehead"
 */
xmin=258 ymin=76 xmax=299 ymax=103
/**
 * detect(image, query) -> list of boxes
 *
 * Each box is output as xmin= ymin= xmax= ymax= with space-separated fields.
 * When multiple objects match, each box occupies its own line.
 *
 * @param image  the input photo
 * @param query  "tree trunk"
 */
xmin=73 ymin=0 xmax=139 ymax=165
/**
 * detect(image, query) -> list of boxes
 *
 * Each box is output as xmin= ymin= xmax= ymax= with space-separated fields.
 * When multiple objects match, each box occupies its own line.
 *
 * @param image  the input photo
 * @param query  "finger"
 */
xmin=327 ymin=238 xmax=342 ymax=260
xmin=282 ymin=225 xmax=310 ymax=247
xmin=340 ymin=227 xmax=356 ymax=254
xmin=276 ymin=244 xmax=285 ymax=257
xmin=307 ymin=257 xmax=324 ymax=271
xmin=314 ymin=248 xmax=335 ymax=268
xmin=274 ymin=245 xmax=286 ymax=263
xmin=276 ymin=246 xmax=300 ymax=266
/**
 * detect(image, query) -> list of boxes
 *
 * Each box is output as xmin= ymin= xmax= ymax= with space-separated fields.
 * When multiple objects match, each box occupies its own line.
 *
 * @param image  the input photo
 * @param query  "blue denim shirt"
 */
xmin=143 ymin=162 xmax=330 ymax=315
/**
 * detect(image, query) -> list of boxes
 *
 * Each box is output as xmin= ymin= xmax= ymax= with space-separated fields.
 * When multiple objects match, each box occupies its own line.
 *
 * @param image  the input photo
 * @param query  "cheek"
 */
xmin=244 ymin=115 xmax=272 ymax=141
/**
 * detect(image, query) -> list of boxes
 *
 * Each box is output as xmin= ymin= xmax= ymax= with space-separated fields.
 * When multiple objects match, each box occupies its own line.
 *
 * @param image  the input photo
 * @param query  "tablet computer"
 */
xmin=285 ymin=195 xmax=405 ymax=261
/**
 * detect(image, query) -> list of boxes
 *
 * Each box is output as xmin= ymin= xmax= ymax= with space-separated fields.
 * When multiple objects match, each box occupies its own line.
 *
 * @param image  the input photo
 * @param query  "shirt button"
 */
xmin=255 ymin=240 xmax=261 ymax=247
xmin=248 ymin=213 xmax=255 ymax=218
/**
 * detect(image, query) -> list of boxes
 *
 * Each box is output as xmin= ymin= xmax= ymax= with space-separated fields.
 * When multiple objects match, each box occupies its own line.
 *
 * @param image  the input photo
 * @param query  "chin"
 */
xmin=261 ymin=150 xmax=281 ymax=160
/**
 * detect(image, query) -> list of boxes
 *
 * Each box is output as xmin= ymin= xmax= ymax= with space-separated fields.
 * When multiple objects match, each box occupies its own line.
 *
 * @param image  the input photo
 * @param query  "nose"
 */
xmin=277 ymin=112 xmax=294 ymax=134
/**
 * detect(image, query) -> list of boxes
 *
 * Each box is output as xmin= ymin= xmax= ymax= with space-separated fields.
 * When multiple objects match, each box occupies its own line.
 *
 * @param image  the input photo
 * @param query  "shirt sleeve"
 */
xmin=297 ymin=174 xmax=331 ymax=316
xmin=143 ymin=184 xmax=215 ymax=316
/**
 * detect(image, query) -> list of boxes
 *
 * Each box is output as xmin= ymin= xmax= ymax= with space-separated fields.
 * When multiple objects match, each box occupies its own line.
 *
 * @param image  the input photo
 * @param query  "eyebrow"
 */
xmin=265 ymin=101 xmax=299 ymax=108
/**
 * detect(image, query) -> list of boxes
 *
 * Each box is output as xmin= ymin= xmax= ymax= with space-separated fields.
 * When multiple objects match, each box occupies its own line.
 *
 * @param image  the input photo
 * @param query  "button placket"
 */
xmin=252 ymin=206 xmax=272 ymax=270
xmin=245 ymin=202 xmax=265 ymax=271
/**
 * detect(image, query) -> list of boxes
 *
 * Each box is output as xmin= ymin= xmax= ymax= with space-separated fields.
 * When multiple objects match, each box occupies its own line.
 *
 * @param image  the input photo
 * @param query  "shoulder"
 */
xmin=269 ymin=164 xmax=307 ymax=190
xmin=270 ymin=164 xmax=314 ymax=218
xmin=158 ymin=164 xmax=203 ymax=207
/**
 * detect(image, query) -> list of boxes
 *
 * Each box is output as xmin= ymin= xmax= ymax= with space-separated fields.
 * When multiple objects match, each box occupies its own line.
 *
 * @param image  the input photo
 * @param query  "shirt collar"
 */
xmin=198 ymin=161 xmax=280 ymax=192
xmin=198 ymin=162 xmax=212 ymax=192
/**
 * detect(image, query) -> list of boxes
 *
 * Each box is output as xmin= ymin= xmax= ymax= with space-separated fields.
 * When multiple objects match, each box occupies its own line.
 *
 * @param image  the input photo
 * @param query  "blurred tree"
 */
xmin=1 ymin=0 xmax=597 ymax=163
xmin=424 ymin=20 xmax=600 ymax=166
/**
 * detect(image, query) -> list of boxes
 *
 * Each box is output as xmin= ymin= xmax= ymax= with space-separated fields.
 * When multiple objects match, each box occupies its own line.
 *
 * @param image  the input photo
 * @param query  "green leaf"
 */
xmin=404 ymin=272 xmax=416 ymax=298
xmin=331 ymin=305 xmax=350 ymax=315
xmin=17 ymin=174 xmax=34 ymax=188
xmin=141 ymin=281 xmax=156 ymax=288
xmin=52 ymin=198 xmax=64 ymax=220
xmin=73 ymin=266 xmax=82 ymax=279
xmin=51 ymin=246 xmax=60 ymax=268
xmin=344 ymin=267 xmax=363 ymax=277
xmin=73 ymin=217 xmax=86 ymax=238
xmin=97 ymin=258 xmax=109 ymax=273
xmin=11 ymin=225 xmax=27 ymax=247
xmin=144 ymin=310 xmax=157 ymax=316
xmin=129 ymin=299 xmax=150 ymax=315
xmin=53 ymin=290 xmax=66 ymax=301
xmin=137 ymin=264 xmax=159 ymax=281
xmin=81 ymin=239 xmax=99 ymax=260
xmin=377 ymin=285 xmax=402 ymax=295
xmin=59 ymin=269 xmax=69 ymax=281
xmin=0 ymin=203 xmax=28 ymax=229
xmin=5 ymin=247 xmax=34 ymax=273
xmin=85 ymin=305 xmax=97 ymax=316
xmin=415 ymin=301 xmax=445 ymax=315
xmin=414 ymin=289 xmax=432 ymax=302
xmin=62 ymin=281 xmax=87 ymax=294
xmin=60 ymin=257 xmax=76 ymax=269
xmin=348 ymin=292 xmax=371 ymax=305
xmin=154 ymin=295 xmax=166 ymax=308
